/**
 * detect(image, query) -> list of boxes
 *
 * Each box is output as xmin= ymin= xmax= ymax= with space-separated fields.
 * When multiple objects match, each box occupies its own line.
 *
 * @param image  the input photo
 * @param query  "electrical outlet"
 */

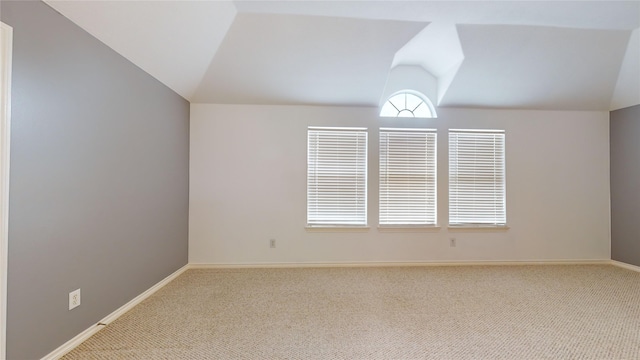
xmin=269 ymin=239 xmax=276 ymax=248
xmin=449 ymin=238 xmax=456 ymax=247
xmin=69 ymin=289 xmax=81 ymax=310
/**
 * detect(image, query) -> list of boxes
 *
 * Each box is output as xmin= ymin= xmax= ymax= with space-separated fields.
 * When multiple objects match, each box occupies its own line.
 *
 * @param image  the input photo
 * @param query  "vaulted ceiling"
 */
xmin=45 ymin=0 xmax=640 ymax=111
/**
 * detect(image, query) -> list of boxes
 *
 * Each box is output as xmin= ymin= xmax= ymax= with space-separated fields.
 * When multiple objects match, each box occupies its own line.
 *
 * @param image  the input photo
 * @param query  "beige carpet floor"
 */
xmin=62 ymin=265 xmax=640 ymax=359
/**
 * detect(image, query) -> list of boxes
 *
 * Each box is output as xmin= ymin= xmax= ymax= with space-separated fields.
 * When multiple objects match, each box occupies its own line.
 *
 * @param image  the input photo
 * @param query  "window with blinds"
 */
xmin=449 ymin=129 xmax=506 ymax=226
xmin=307 ymin=127 xmax=368 ymax=226
xmin=379 ymin=128 xmax=437 ymax=225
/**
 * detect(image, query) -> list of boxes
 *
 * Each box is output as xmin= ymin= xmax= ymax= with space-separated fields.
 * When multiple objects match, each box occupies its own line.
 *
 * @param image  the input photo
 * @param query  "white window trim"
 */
xmin=447 ymin=225 xmax=510 ymax=231
xmin=379 ymin=128 xmax=437 ymax=226
xmin=448 ymin=129 xmax=506 ymax=227
xmin=305 ymin=226 xmax=370 ymax=233
xmin=379 ymin=90 xmax=437 ymax=118
xmin=307 ymin=127 xmax=368 ymax=227
xmin=377 ymin=225 xmax=441 ymax=233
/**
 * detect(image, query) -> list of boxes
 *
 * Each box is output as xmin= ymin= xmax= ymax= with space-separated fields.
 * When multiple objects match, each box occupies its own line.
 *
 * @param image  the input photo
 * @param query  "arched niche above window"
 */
xmin=380 ymin=91 xmax=436 ymax=118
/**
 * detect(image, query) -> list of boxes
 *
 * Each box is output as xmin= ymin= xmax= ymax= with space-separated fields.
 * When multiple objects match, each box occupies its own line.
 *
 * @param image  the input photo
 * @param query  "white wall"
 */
xmin=190 ymin=104 xmax=610 ymax=265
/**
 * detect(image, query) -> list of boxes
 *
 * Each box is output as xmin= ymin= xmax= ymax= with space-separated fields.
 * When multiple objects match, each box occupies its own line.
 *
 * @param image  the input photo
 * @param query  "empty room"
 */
xmin=1 ymin=0 xmax=639 ymax=359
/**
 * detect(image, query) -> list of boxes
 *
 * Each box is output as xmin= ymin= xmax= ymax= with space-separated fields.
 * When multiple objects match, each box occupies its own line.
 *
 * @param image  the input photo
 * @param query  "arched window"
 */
xmin=380 ymin=91 xmax=436 ymax=118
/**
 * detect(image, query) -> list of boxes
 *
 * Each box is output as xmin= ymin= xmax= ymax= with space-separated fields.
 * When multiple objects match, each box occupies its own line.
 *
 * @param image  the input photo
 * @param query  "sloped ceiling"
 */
xmin=611 ymin=28 xmax=640 ymax=110
xmin=193 ymin=13 xmax=427 ymax=105
xmin=44 ymin=0 xmax=640 ymax=110
xmin=442 ymin=25 xmax=630 ymax=110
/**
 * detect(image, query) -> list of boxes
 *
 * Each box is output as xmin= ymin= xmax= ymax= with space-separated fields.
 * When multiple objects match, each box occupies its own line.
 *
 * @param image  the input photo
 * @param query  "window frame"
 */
xmin=379 ymin=128 xmax=438 ymax=227
xmin=379 ymin=90 xmax=437 ymax=119
xmin=306 ymin=127 xmax=368 ymax=228
xmin=448 ymin=129 xmax=507 ymax=228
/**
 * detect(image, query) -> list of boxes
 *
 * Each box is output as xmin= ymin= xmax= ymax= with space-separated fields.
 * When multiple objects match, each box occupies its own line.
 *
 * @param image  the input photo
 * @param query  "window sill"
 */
xmin=305 ymin=226 xmax=370 ymax=233
xmin=378 ymin=226 xmax=441 ymax=233
xmin=448 ymin=225 xmax=510 ymax=232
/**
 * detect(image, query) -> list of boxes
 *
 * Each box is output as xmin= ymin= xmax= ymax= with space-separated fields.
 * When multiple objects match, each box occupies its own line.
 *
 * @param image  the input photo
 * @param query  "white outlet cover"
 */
xmin=69 ymin=289 xmax=81 ymax=310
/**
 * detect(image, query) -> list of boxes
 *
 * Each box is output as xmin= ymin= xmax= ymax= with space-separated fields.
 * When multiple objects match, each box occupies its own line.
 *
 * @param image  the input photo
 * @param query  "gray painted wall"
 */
xmin=611 ymin=104 xmax=640 ymax=267
xmin=1 ymin=2 xmax=189 ymax=359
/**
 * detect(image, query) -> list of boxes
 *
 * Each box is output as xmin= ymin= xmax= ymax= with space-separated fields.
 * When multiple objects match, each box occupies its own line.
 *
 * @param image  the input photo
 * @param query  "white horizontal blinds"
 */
xmin=307 ymin=127 xmax=368 ymax=226
xmin=449 ymin=129 xmax=506 ymax=226
xmin=379 ymin=128 xmax=437 ymax=225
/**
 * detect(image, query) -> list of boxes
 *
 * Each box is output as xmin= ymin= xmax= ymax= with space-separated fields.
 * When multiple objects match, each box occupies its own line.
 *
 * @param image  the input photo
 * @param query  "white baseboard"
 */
xmin=610 ymin=260 xmax=640 ymax=273
xmin=189 ymin=259 xmax=611 ymax=269
xmin=40 ymin=321 xmax=105 ymax=360
xmin=41 ymin=259 xmax=622 ymax=360
xmin=41 ymin=264 xmax=189 ymax=360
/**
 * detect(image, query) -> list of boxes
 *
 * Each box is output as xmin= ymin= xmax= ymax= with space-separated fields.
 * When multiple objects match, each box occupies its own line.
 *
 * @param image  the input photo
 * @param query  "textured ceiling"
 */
xmin=45 ymin=0 xmax=640 ymax=110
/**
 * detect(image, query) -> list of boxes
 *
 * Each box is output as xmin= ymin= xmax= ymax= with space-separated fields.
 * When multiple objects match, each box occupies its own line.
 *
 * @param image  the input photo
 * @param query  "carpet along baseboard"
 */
xmin=41 ymin=259 xmax=619 ymax=360
xmin=41 ymin=264 xmax=189 ymax=360
xmin=189 ymin=259 xmax=611 ymax=269
xmin=610 ymin=260 xmax=640 ymax=273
